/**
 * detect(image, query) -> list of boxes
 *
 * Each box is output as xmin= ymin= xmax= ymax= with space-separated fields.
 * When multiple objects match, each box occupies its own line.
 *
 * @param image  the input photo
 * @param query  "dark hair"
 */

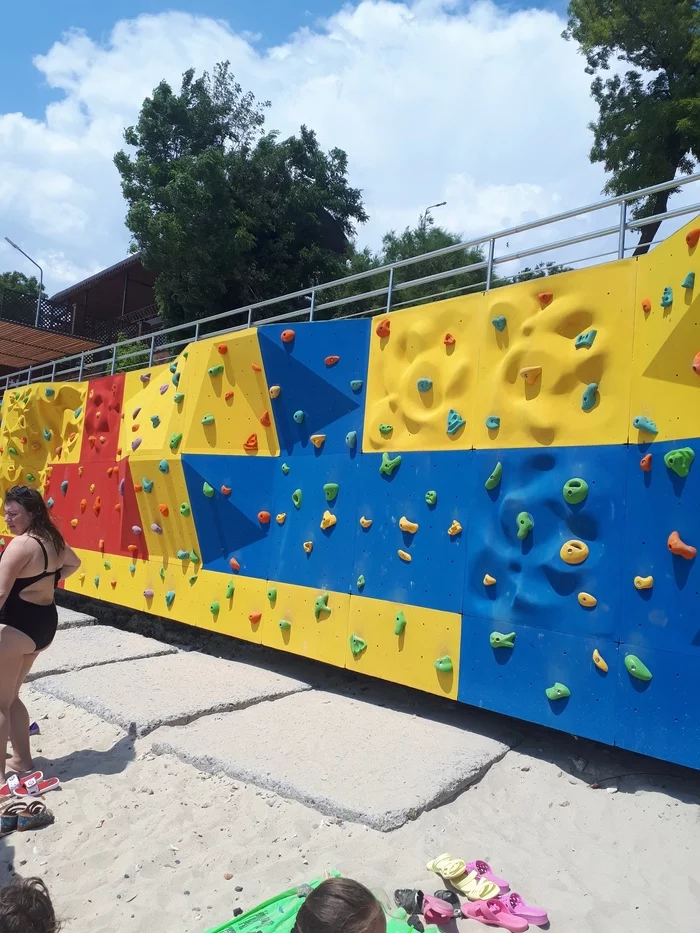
xmin=0 ymin=877 xmax=59 ymax=933
xmin=294 ymin=879 xmax=385 ymax=933
xmin=4 ymin=487 xmax=65 ymax=554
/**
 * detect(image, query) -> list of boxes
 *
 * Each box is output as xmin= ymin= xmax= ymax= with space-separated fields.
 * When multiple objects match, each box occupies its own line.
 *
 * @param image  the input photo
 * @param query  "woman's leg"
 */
xmin=0 ymin=625 xmax=34 ymax=783
xmin=7 ymin=652 xmax=39 ymax=774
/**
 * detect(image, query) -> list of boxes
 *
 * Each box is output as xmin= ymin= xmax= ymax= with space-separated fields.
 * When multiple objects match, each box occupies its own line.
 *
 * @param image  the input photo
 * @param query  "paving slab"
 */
xmin=28 ymin=626 xmax=176 ymax=680
xmin=150 ymin=689 xmax=516 ymax=831
xmin=57 ymin=606 xmax=96 ymax=629
xmin=32 ymin=651 xmax=311 ymax=735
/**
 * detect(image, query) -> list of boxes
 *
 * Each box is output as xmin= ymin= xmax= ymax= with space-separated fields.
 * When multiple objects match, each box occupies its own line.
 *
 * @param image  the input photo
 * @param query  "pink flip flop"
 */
xmin=12 ymin=776 xmax=60 ymax=797
xmin=462 ymin=900 xmax=528 ymax=932
xmin=466 ymin=860 xmax=509 ymax=892
xmin=499 ymin=893 xmax=548 ymax=926
xmin=0 ymin=772 xmax=43 ymax=797
xmin=422 ymin=895 xmax=455 ymax=925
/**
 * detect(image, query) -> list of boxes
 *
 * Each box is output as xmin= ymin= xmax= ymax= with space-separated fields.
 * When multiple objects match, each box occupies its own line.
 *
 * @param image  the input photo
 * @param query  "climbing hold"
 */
xmin=379 ymin=453 xmax=402 ymax=476
xmin=446 ymin=409 xmax=466 ymax=435
xmin=267 ymin=587 xmax=277 ymax=602
xmin=169 ymin=432 xmax=183 ymax=450
xmin=425 ymin=490 xmax=438 ymax=505
xmin=292 ymin=489 xmax=302 ymax=509
xmin=169 ymin=362 xmax=178 ymax=373
xmin=140 ymin=373 xmax=151 ymax=384
xmin=323 ymin=483 xmax=339 ymax=501
xmin=560 ymin=539 xmax=589 ymax=564
xmin=189 ymin=576 xmax=198 ymax=585
xmin=45 ymin=387 xmax=55 ymax=398
xmin=660 ymin=286 xmax=673 ymax=307
xmin=444 ymin=333 xmax=455 ymax=345
xmin=172 ymin=372 xmax=181 ymax=387
xmin=356 ymin=575 xmax=365 ymax=589
xmin=686 ymin=227 xmax=700 ymax=248
xmin=375 ymin=319 xmax=390 ymax=338
xmin=74 ymin=407 xmax=83 ymax=419
xmin=320 ymin=510 xmax=337 ymax=530
xmin=434 ymin=656 xmax=453 ymax=673
xmin=397 ymin=549 xmax=412 ymax=562
xmin=172 ymin=393 xmax=184 ymax=404
xmin=292 ymin=409 xmax=304 ymax=424
xmin=664 ymin=447 xmax=694 ymax=477
xmin=281 ymin=463 xmax=290 ymax=474
xmin=132 ymin=525 xmax=143 ymax=535
xmin=350 ymin=634 xmax=367 ymax=657
xmin=538 ymin=291 xmax=553 ymax=306
xmin=46 ymin=498 xmax=54 ymax=509
xmin=349 ymin=380 xmax=363 ymax=392
xmin=70 ymin=519 xmax=78 ymax=528
xmin=632 ymin=416 xmax=658 ymax=435
xmin=575 ymin=329 xmax=597 ymax=350
xmin=592 ymin=649 xmax=608 ymax=673
xmin=581 ymin=383 xmax=598 ymax=412
xmin=180 ymin=503 xmax=191 ymax=517
xmin=378 ymin=423 xmax=393 ymax=437
xmin=281 ymin=329 xmax=295 ymax=344
xmin=141 ymin=479 xmax=153 ymax=494
xmin=516 ymin=512 xmax=534 ymax=540
xmin=210 ymin=601 xmax=220 ymax=616
xmin=260 ymin=410 xmax=271 ymax=427
xmin=26 ymin=473 xmax=36 ymax=483
xmin=563 ymin=477 xmax=588 ymax=505
xmin=78 ymin=573 xmax=85 ymax=583
xmin=447 ymin=520 xmax=462 ymax=536
xmin=177 ymin=550 xmax=189 ymax=560
xmin=201 ymin=414 xmax=215 ymax=426
xmin=43 ymin=428 xmax=51 ymax=441
xmin=251 ymin=363 xmax=262 ymax=372
xmin=682 ymin=272 xmax=695 ymax=289
xmin=158 ymin=460 xmax=169 ymax=474
xmin=243 ymin=434 xmax=258 ymax=451
xmin=143 ymin=589 xmax=154 ymax=599
xmin=190 ymin=550 xmax=200 ymax=564
xmin=132 ymin=438 xmax=142 ymax=451
xmin=641 ymin=298 xmax=652 ymax=313
xmin=484 ymin=462 xmax=502 ymax=491
xmin=220 ymin=485 xmax=231 ymax=497
xmin=325 ymin=355 xmax=340 ymax=367
xmin=693 ymin=351 xmax=700 ymax=375
xmin=345 ymin=431 xmax=357 ymax=449
xmin=310 ymin=434 xmax=326 ymax=448
xmin=668 ymin=530 xmax=697 ymax=559
xmin=417 ymin=378 xmax=433 ymax=393
xmin=485 ymin=416 xmax=500 ymax=430
xmin=269 ymin=386 xmax=281 ymax=400
xmin=93 ymin=497 xmax=102 ymax=516
xmin=208 ymin=364 xmax=224 ymax=377
xmin=519 ymin=366 xmax=542 ymax=384
xmin=392 ymin=610 xmax=407 ymax=636
xmin=625 ymin=654 xmax=652 ymax=681
xmin=492 ymin=315 xmax=507 ymax=331
xmin=80 ymin=498 xmax=87 ymax=513
xmin=276 ymin=513 xmax=286 ymax=525
xmin=359 ymin=516 xmax=373 ymax=528
xmin=127 ymin=545 xmax=137 ymax=555
xmin=483 ymin=574 xmax=496 ymax=586
xmin=226 ymin=581 xmax=235 ymax=599
xmin=217 ymin=343 xmax=228 ymax=355
xmin=129 ymin=564 xmax=136 ymax=574
xmin=203 ymin=482 xmax=215 ymax=498
xmin=229 ymin=557 xmax=240 ymax=571
xmin=258 ymin=511 xmax=271 ymax=524
xmin=165 ymin=590 xmax=175 ymax=608
xmin=90 ymin=483 xmax=95 ymax=494
xmin=314 ymin=593 xmax=331 ymax=620
xmin=490 ymin=631 xmax=516 ymax=649
xmin=545 ymin=683 xmax=570 ymax=700
xmin=640 ymin=454 xmax=652 ymax=472
xmin=159 ymin=384 xmax=169 ymax=395
xmin=303 ymin=541 xmax=313 ymax=553
xmin=634 ymin=575 xmax=654 ymax=590
xmin=399 ymin=516 xmax=419 ymax=534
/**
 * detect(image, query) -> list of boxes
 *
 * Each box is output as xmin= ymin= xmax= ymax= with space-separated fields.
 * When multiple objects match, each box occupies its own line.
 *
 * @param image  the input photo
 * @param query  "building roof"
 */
xmin=50 ymin=252 xmax=144 ymax=303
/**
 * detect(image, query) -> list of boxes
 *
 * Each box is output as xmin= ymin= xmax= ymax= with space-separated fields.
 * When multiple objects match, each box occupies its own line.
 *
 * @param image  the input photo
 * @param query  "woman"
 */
xmin=0 ymin=486 xmax=80 ymax=782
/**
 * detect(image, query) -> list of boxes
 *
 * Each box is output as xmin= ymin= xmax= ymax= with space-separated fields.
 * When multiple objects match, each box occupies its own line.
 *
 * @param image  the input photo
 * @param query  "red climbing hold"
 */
xmin=251 ymin=363 xmax=262 ymax=372
xmin=243 ymin=433 xmax=258 ymax=451
xmin=640 ymin=454 xmax=652 ymax=472
xmin=260 ymin=410 xmax=271 ymax=427
xmin=229 ymin=557 xmax=241 ymax=572
xmin=221 ymin=485 xmax=232 ymax=497
xmin=325 ymin=355 xmax=340 ymax=367
xmin=642 ymin=298 xmax=651 ymax=313
xmin=249 ymin=611 xmax=262 ymax=623
xmin=225 ymin=391 xmax=234 ymax=401
xmin=281 ymin=329 xmax=295 ymax=344
xmin=217 ymin=343 xmax=228 ymax=354
xmin=686 ymin=228 xmax=700 ymax=249
xmin=444 ymin=333 xmax=455 ymax=345
xmin=258 ymin=511 xmax=271 ymax=524
xmin=693 ymin=351 xmax=700 ymax=376
xmin=538 ymin=291 xmax=553 ymax=306
xmin=376 ymin=319 xmax=391 ymax=338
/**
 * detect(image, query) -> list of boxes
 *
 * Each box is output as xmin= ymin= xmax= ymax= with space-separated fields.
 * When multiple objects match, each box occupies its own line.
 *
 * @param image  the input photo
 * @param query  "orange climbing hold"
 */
xmin=107 ymin=467 xmax=115 ymax=477
xmin=70 ymin=519 xmax=78 ymax=528
xmin=667 ymin=530 xmax=697 ymax=560
xmin=260 ymin=410 xmax=271 ymax=427
xmin=258 ymin=510 xmax=271 ymax=524
xmin=132 ymin=424 xmax=140 ymax=432
xmin=251 ymin=363 xmax=262 ymax=372
xmin=281 ymin=329 xmax=295 ymax=343
xmin=134 ymin=484 xmax=143 ymax=493
xmin=640 ymin=454 xmax=652 ymax=472
xmin=88 ymin=436 xmax=96 ymax=447
xmin=225 ymin=391 xmax=234 ymax=401
xmin=325 ymin=355 xmax=340 ymax=367
xmin=128 ymin=545 xmax=138 ymax=555
xmin=376 ymin=318 xmax=391 ymax=338
xmin=80 ymin=498 xmax=87 ymax=513
xmin=229 ymin=557 xmax=240 ymax=572
xmin=693 ymin=351 xmax=700 ymax=376
xmin=54 ymin=446 xmax=62 ymax=458
xmin=217 ymin=343 xmax=228 ymax=354
xmin=310 ymin=434 xmax=326 ymax=448
xmin=98 ymin=539 xmax=105 ymax=551
xmin=114 ymin=503 xmax=121 ymax=513
xmin=444 ymin=333 xmax=455 ymax=345
xmin=111 ymin=580 xmax=117 ymax=589
xmin=642 ymin=298 xmax=651 ymax=313
xmin=159 ymin=504 xmax=169 ymax=516
xmin=93 ymin=497 xmax=101 ymax=516
xmin=686 ymin=227 xmax=700 ymax=248
xmin=220 ymin=485 xmax=232 ymax=497
xmin=89 ymin=484 xmax=95 ymax=494
xmin=249 ymin=611 xmax=262 ymax=623
xmin=243 ymin=434 xmax=258 ymax=451
xmin=538 ymin=291 xmax=553 ymax=306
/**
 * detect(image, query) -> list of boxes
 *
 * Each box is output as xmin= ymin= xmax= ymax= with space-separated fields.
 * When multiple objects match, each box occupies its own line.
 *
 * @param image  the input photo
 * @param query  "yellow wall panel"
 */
xmin=1 ymin=382 xmax=85 ymax=466
xmin=363 ymin=294 xmax=483 ymax=452
xmin=261 ymin=581 xmax=349 ymax=669
xmin=473 ymin=262 xmax=636 ymax=448
xmin=117 ymin=361 xmax=182 ymax=460
xmin=127 ymin=455 xmax=200 ymax=563
xmin=346 ymin=595 xmax=460 ymax=699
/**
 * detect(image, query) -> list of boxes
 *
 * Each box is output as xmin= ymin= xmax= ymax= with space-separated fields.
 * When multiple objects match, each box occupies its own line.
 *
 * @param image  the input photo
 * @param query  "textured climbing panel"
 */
xmin=79 ymin=374 xmax=124 ymax=462
xmin=261 ymin=582 xmax=349 ymax=667
xmin=129 ymin=455 xmax=199 ymax=565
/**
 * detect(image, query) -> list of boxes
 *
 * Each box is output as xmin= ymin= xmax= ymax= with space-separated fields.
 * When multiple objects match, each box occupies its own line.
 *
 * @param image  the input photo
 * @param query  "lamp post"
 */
xmin=3 ymin=237 xmax=43 ymax=327
xmin=423 ymin=201 xmax=447 ymax=229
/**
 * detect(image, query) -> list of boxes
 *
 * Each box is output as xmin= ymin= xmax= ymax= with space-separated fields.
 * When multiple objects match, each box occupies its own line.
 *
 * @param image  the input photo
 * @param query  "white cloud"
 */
xmin=0 ymin=0 xmax=609 ymax=294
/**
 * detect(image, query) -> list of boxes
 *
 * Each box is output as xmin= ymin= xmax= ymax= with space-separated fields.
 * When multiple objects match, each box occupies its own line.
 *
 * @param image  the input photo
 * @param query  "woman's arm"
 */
xmin=59 ymin=545 xmax=81 ymax=581
xmin=0 ymin=539 xmax=31 ymax=611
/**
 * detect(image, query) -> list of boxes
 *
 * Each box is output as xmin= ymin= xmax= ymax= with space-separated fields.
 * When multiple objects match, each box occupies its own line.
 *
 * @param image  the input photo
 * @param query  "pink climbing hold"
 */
xmin=143 ymin=589 xmax=154 ymax=598
xmin=132 ymin=438 xmax=142 ymax=451
xmin=150 ymin=523 xmax=163 ymax=534
xmin=160 ymin=384 xmax=169 ymax=395
xmin=140 ymin=373 xmax=151 ymax=384
xmin=132 ymin=525 xmax=143 ymax=535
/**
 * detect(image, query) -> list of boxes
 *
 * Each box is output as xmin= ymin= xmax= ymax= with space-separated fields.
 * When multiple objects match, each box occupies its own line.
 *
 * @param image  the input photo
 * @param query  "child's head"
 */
xmin=0 ymin=878 xmax=59 ymax=933
xmin=295 ymin=879 xmax=386 ymax=933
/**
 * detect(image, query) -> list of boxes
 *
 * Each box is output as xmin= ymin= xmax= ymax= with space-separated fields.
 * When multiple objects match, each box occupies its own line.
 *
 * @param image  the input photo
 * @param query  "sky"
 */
xmin=0 ymin=0 xmax=612 ymax=296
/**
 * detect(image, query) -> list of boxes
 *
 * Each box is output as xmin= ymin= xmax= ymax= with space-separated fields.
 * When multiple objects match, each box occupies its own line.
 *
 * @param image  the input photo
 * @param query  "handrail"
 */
xmin=2 ymin=171 xmax=699 ymax=393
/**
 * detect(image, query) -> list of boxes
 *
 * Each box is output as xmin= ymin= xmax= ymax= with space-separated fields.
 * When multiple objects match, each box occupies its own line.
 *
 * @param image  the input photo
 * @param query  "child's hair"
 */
xmin=294 ymin=878 xmax=385 ymax=933
xmin=0 ymin=877 xmax=59 ymax=933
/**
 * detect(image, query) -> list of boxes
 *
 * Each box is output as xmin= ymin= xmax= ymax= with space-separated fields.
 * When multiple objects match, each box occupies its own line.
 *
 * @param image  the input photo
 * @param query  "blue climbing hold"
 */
xmin=660 ymin=287 xmax=673 ymax=307
xmin=350 ymin=380 xmax=363 ymax=392
xmin=45 ymin=388 xmax=55 ymax=398
xmin=345 ymin=431 xmax=357 ymax=449
xmin=446 ymin=409 xmax=466 ymax=435
xmin=417 ymin=378 xmax=433 ymax=393
xmin=142 ymin=478 xmax=154 ymax=493
xmin=293 ymin=410 xmax=305 ymax=424
xmin=43 ymin=428 xmax=51 ymax=441
xmin=581 ymin=383 xmax=598 ymax=412
xmin=158 ymin=460 xmax=169 ymax=473
xmin=150 ymin=415 xmax=161 ymax=428
xmin=575 ymin=329 xmax=597 ymax=350
xmin=46 ymin=497 xmax=54 ymax=509
xmin=486 ymin=416 xmax=500 ymax=430
xmin=682 ymin=272 xmax=695 ymax=289
xmin=633 ymin=415 xmax=658 ymax=435
xmin=61 ymin=480 xmax=68 ymax=495
xmin=492 ymin=316 xmax=507 ymax=331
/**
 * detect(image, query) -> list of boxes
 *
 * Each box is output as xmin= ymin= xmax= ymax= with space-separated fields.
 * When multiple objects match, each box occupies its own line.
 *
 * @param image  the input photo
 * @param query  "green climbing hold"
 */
xmin=417 ymin=378 xmax=432 ymax=393
xmin=516 ymin=511 xmax=534 ymax=540
xmin=446 ymin=409 xmax=466 ymax=435
xmin=267 ymin=587 xmax=277 ymax=602
xmin=169 ymin=362 xmax=178 ymax=374
xmin=183 ymin=351 xmax=188 ymax=359
xmin=664 ymin=447 xmax=695 ymax=477
xmin=150 ymin=415 xmax=161 ymax=428
xmin=575 ymin=329 xmax=597 ymax=349
xmin=173 ymin=392 xmax=185 ymax=403
xmin=210 ymin=601 xmax=220 ymax=615
xmin=434 ymin=656 xmax=453 ymax=673
xmin=177 ymin=550 xmax=189 ymax=559
xmin=492 ymin=316 xmax=507 ymax=331
xmin=660 ymin=286 xmax=673 ymax=307
xmin=158 ymin=460 xmax=169 ymax=473
xmin=142 ymin=479 xmax=154 ymax=493
xmin=279 ymin=620 xmax=292 ymax=631
xmin=169 ymin=432 xmax=183 ymax=450
xmin=293 ymin=410 xmax=305 ymax=424
xmin=632 ymin=416 xmax=658 ymax=435
xmin=226 ymin=581 xmax=235 ymax=599
xmin=323 ymin=483 xmax=339 ymax=501
xmin=546 ymin=682 xmax=570 ymax=700
xmin=379 ymin=423 xmax=393 ymax=437
xmin=625 ymin=654 xmax=652 ymax=681
xmin=165 ymin=590 xmax=175 ymax=608
xmin=43 ymin=428 xmax=51 ymax=441
xmin=292 ymin=489 xmax=302 ymax=509
xmin=314 ymin=593 xmax=331 ymax=619
xmin=379 ymin=452 xmax=402 ymax=477
xmin=190 ymin=549 xmax=200 ymax=564
xmin=485 ymin=462 xmax=502 ymax=491
xmin=94 ymin=576 xmax=99 ymax=588
xmin=208 ymin=364 xmax=224 ymax=377
xmin=172 ymin=371 xmax=181 ymax=386
xmin=356 ymin=574 xmax=365 ymax=589
xmin=8 ymin=447 xmax=18 ymax=457
xmin=486 ymin=415 xmax=500 ymax=430
xmin=203 ymin=481 xmax=215 ymax=498
xmin=349 ymin=634 xmax=367 ymax=657
xmin=563 ymin=477 xmax=588 ymax=505
xmin=180 ymin=503 xmax=191 ymax=517
xmin=104 ymin=561 xmax=111 ymax=570
xmin=425 ymin=490 xmax=438 ymax=506
xmin=281 ymin=463 xmax=290 ymax=474
xmin=581 ymin=383 xmax=598 ymax=412
xmin=682 ymin=272 xmax=695 ymax=289
xmin=189 ymin=576 xmax=198 ymax=585
xmin=159 ymin=567 xmax=165 ymax=581
xmin=201 ymin=414 xmax=215 ymax=426
xmin=25 ymin=473 xmax=36 ymax=483
xmin=490 ymin=631 xmax=516 ymax=648
xmin=394 ymin=610 xmax=407 ymax=636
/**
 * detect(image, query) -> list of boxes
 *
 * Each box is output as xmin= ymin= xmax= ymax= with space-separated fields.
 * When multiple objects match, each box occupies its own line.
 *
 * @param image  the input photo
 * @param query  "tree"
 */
xmin=564 ymin=1 xmax=700 ymax=253
xmin=114 ymin=63 xmax=367 ymax=325
xmin=0 ymin=271 xmax=45 ymax=296
xmin=514 ymin=261 xmax=573 ymax=282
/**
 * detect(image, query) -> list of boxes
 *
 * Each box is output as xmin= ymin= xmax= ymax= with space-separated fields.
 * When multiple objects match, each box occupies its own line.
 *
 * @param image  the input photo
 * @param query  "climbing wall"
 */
xmin=3 ymin=218 xmax=700 ymax=770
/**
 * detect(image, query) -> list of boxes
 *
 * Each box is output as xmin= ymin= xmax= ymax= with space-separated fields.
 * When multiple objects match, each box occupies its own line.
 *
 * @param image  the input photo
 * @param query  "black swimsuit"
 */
xmin=0 ymin=537 xmax=62 ymax=651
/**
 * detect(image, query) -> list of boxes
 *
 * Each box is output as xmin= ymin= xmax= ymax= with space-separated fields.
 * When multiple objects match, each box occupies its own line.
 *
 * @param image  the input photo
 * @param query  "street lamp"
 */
xmin=4 ymin=237 xmax=43 ymax=327
xmin=423 ymin=201 xmax=447 ymax=228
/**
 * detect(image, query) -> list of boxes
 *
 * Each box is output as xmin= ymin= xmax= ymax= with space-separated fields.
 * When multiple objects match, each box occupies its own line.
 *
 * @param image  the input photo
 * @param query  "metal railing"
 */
xmin=2 ymin=172 xmax=699 ymax=393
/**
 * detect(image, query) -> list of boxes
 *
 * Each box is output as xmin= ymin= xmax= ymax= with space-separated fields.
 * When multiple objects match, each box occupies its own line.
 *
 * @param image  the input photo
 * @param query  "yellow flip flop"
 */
xmin=426 ymin=853 xmax=467 ymax=880
xmin=450 ymin=870 xmax=500 ymax=901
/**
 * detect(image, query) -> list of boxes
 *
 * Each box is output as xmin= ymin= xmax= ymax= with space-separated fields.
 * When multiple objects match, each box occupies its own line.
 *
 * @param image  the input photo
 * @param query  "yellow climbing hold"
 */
xmin=592 ymin=649 xmax=609 ymax=673
xmin=310 ymin=434 xmax=326 ymax=448
xmin=519 ymin=366 xmax=542 ymax=385
xmin=447 ymin=520 xmax=462 ymax=536
xmin=276 ymin=513 xmax=287 ymax=525
xmin=398 ymin=549 xmax=412 ymax=562
xmin=399 ymin=516 xmax=419 ymax=534
xmin=578 ymin=592 xmax=597 ymax=607
xmin=269 ymin=385 xmax=281 ymax=399
xmin=303 ymin=541 xmax=313 ymax=553
xmin=359 ymin=516 xmax=373 ymax=528
xmin=483 ymin=574 xmax=496 ymax=586
xmin=634 ymin=575 xmax=654 ymax=590
xmin=320 ymin=510 xmax=337 ymax=530
xmin=560 ymin=539 xmax=589 ymax=565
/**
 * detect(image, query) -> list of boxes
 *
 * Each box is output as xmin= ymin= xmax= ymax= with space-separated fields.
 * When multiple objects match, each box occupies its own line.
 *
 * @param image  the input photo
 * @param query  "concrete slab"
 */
xmin=150 ymin=689 xmax=516 ymax=831
xmin=28 ymin=626 xmax=176 ymax=680
xmin=32 ymin=651 xmax=311 ymax=735
xmin=57 ymin=606 xmax=96 ymax=629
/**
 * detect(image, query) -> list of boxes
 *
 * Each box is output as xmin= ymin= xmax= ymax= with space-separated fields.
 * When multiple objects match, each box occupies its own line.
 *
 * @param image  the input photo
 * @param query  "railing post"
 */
xmin=110 ymin=344 xmax=117 ymax=375
xmin=194 ymin=322 xmax=200 ymax=342
xmin=309 ymin=289 xmax=316 ymax=322
xmin=148 ymin=335 xmax=155 ymax=368
xmin=51 ymin=361 xmax=56 ymax=382
xmin=78 ymin=352 xmax=84 ymax=381
xmin=27 ymin=365 xmax=32 ymax=384
xmin=386 ymin=267 xmax=394 ymax=314
xmin=247 ymin=308 xmax=253 ymax=329
xmin=617 ymin=200 xmax=627 ymax=259
xmin=485 ymin=238 xmax=495 ymax=291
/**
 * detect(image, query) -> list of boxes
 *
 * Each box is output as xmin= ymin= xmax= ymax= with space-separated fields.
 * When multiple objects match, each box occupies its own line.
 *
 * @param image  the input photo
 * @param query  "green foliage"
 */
xmin=114 ymin=62 xmax=367 ymax=325
xmin=513 ymin=261 xmax=573 ymax=282
xmin=113 ymin=333 xmax=151 ymax=374
xmin=0 ymin=271 xmax=45 ymax=296
xmin=564 ymin=0 xmax=700 ymax=251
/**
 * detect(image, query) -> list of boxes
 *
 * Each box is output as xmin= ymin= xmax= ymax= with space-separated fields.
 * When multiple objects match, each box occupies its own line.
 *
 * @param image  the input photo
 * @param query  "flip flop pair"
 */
xmin=463 ymin=894 xmax=548 ymax=931
xmin=12 ymin=774 xmax=60 ymax=797
xmin=498 ymin=893 xmax=548 ymax=927
xmin=0 ymin=771 xmax=43 ymax=797
xmin=426 ymin=854 xmax=502 ymax=901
